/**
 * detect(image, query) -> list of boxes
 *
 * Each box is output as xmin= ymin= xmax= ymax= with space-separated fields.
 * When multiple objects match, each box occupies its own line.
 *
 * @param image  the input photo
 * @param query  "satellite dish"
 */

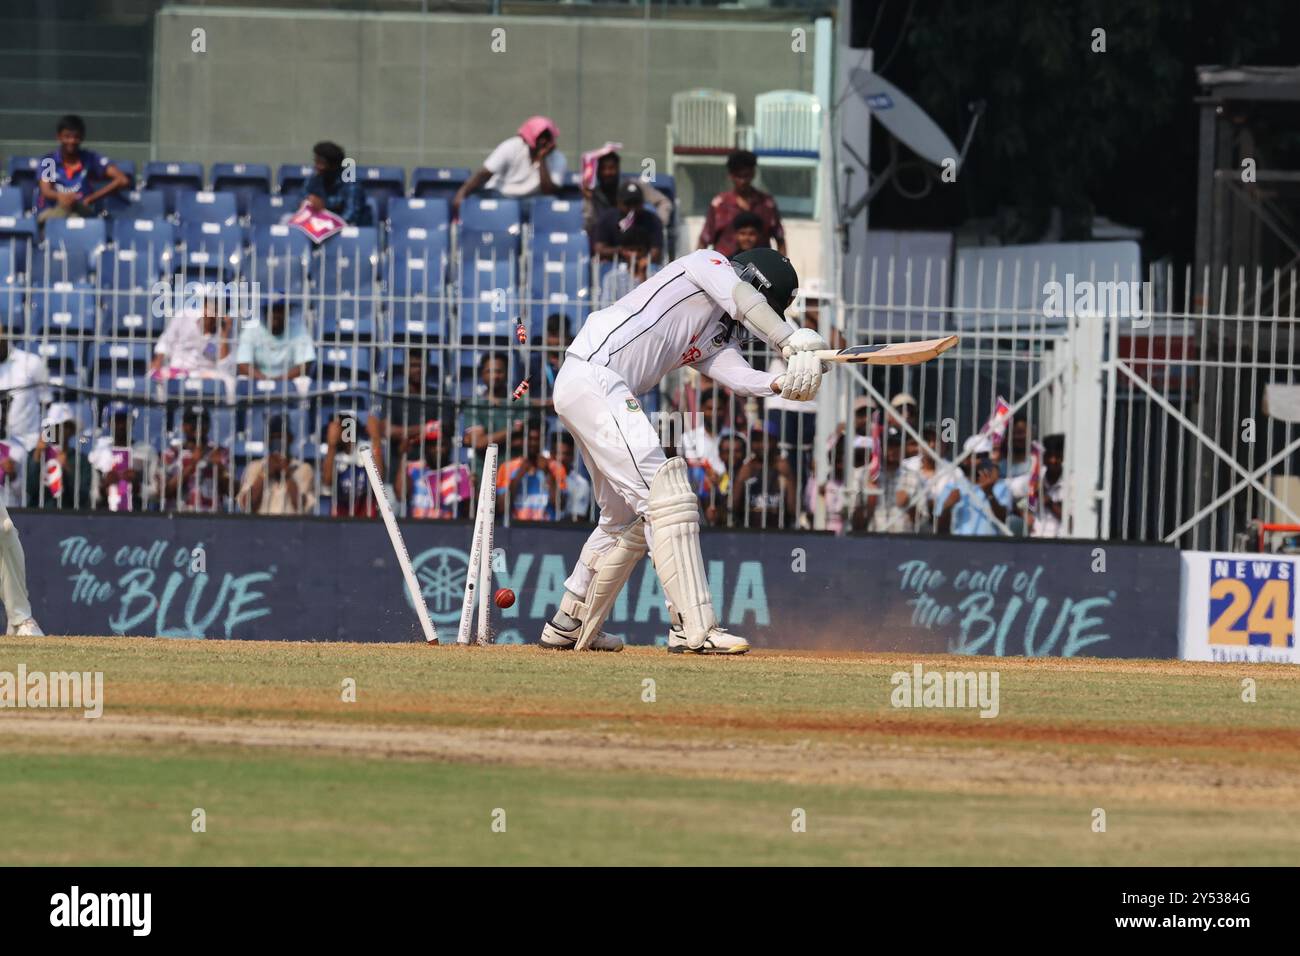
xmin=836 ymin=67 xmax=984 ymax=252
xmin=848 ymin=68 xmax=958 ymax=166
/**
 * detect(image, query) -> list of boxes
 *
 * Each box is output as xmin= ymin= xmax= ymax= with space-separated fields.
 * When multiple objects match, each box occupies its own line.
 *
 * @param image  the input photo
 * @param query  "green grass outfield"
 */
xmin=1 ymin=637 xmax=1298 ymax=865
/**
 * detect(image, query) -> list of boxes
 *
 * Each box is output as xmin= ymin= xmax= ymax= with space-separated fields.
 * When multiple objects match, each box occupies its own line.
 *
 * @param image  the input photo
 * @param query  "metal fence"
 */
xmin=5 ymin=213 xmax=1299 ymax=551
xmin=823 ymin=253 xmax=1300 ymax=551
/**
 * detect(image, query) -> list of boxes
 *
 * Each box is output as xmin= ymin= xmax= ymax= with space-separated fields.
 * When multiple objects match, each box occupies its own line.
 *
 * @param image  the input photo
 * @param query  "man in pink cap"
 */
xmin=452 ymin=116 xmax=564 ymax=219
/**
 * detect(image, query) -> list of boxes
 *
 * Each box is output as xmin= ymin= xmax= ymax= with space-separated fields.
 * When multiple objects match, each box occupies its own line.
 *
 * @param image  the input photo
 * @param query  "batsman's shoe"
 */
xmin=667 ymin=624 xmax=749 ymax=655
xmin=539 ymin=620 xmax=625 ymax=652
xmin=10 ymin=618 xmax=44 ymax=637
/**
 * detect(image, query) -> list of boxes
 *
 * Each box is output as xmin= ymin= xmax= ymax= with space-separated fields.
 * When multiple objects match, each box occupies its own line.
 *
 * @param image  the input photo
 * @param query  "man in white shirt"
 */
xmin=0 ymin=333 xmax=47 ymax=636
xmin=539 ymin=247 xmax=828 ymax=656
xmin=0 ymin=333 xmax=52 ymax=507
xmin=152 ymin=296 xmax=237 ymax=394
xmin=451 ymin=116 xmax=564 ymax=218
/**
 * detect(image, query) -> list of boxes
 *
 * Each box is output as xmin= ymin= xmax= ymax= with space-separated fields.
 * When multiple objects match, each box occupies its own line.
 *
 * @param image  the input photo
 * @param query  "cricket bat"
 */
xmin=815 ymin=335 xmax=958 ymax=366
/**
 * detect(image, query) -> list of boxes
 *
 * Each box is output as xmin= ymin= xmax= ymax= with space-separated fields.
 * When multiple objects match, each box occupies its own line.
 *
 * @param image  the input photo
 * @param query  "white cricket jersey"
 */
xmin=569 ymin=250 xmax=772 ymax=398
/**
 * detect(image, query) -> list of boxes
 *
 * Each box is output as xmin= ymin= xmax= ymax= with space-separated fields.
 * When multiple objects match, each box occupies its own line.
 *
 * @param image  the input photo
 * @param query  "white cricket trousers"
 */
xmin=553 ymin=357 xmax=666 ymax=598
xmin=0 ymin=502 xmax=34 ymax=628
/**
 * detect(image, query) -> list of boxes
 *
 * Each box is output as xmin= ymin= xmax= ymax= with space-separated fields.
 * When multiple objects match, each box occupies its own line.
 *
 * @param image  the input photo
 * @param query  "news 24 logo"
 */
xmin=1208 ymin=558 xmax=1296 ymax=648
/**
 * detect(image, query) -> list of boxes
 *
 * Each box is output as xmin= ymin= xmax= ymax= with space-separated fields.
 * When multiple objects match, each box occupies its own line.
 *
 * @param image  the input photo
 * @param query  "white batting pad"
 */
xmin=647 ymin=457 xmax=717 ymax=649
xmin=572 ymin=520 xmax=647 ymax=651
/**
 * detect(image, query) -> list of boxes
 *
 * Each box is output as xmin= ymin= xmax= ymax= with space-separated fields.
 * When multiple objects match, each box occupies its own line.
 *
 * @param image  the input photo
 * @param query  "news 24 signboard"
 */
xmin=1180 ymin=552 xmax=1299 ymax=663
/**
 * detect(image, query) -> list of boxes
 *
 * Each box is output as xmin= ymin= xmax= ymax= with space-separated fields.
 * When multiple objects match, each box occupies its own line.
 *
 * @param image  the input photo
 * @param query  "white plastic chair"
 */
xmin=670 ymin=89 xmax=737 ymax=152
xmin=754 ymin=90 xmax=821 ymax=156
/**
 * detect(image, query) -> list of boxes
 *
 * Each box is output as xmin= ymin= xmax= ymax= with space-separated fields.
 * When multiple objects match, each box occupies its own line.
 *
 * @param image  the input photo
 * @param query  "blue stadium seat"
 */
xmin=35 ymin=340 xmax=85 ymax=394
xmin=175 ymin=190 xmax=239 ymax=226
xmin=457 ymin=257 xmax=517 ymax=340
xmin=531 ymin=197 xmax=584 ymax=234
xmin=32 ymin=281 xmax=99 ymax=336
xmin=247 ymin=224 xmax=311 ymax=292
xmin=105 ymin=189 xmax=168 ymax=228
xmin=277 ymin=164 xmax=314 ymax=196
xmin=165 ymin=377 xmax=227 ymax=404
xmin=235 ymin=378 xmax=298 ymax=402
xmin=555 ymin=171 xmax=584 ymax=201
xmin=4 ymin=157 xmax=40 ymax=211
xmin=319 ymin=291 xmax=377 ymax=341
xmin=460 ymin=196 xmax=522 ymax=234
xmin=0 ymin=284 xmax=23 ymax=337
xmin=211 ymin=163 xmax=272 ymax=216
xmin=359 ymin=166 xmax=405 ymax=221
xmin=0 ymin=187 xmax=26 ymax=217
xmin=0 ymin=246 xmax=15 ymax=283
xmin=93 ymin=341 xmax=153 ymax=383
xmin=529 ymin=229 xmax=589 ymax=264
xmin=528 ymin=257 xmax=590 ymax=334
xmin=315 ymin=226 xmax=379 ymax=294
xmin=0 ymin=216 xmax=38 ymax=274
xmin=39 ymin=216 xmax=108 ymax=283
xmin=387 ymin=197 xmax=450 ymax=236
xmin=179 ymin=221 xmax=244 ymax=280
xmin=95 ymin=248 xmax=166 ymax=338
xmin=249 ymin=193 xmax=301 ymax=226
xmin=142 ymin=161 xmax=205 ymax=215
xmin=386 ymin=245 xmax=447 ymax=340
xmin=412 ymin=167 xmax=470 ymax=201
xmin=111 ymin=219 xmax=176 ymax=279
xmin=318 ymin=343 xmax=373 ymax=390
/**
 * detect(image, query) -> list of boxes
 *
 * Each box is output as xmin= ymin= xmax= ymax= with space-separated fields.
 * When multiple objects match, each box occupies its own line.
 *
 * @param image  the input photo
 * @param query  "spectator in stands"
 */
xmin=25 ymin=403 xmax=92 ymax=509
xmin=452 ymin=116 xmax=563 ymax=219
xmin=934 ymin=436 xmax=1012 ymax=536
xmin=593 ymin=181 xmax=664 ymax=264
xmin=497 ymin=418 xmax=565 ymax=522
xmin=395 ymin=418 xmax=473 ymax=519
xmin=463 ymin=352 xmax=525 ymax=478
xmin=1008 ymin=432 xmax=1064 ymax=537
xmin=322 ymin=410 xmax=375 ymax=517
xmin=896 ymin=424 xmax=950 ymax=533
xmin=583 ymin=151 xmax=673 ymax=238
xmin=159 ymin=406 xmax=231 ymax=513
xmin=152 ymin=294 xmax=237 ymax=392
xmin=705 ymin=429 xmax=748 ymax=526
xmin=36 ymin=114 xmax=129 ymax=223
xmin=732 ymin=423 xmax=796 ymax=529
xmin=0 ymin=331 xmax=51 ymax=507
xmin=806 ymin=437 xmax=849 ymax=535
xmin=236 ymin=415 xmax=316 ymax=515
xmin=304 ymin=141 xmax=372 ymax=227
xmin=730 ymin=212 xmax=764 ymax=254
xmin=999 ymin=414 xmax=1034 ymax=478
xmin=372 ymin=349 xmax=444 ymax=483
xmin=597 ymin=224 xmax=654 ymax=308
xmin=681 ymin=389 xmax=728 ymax=477
xmin=853 ymin=427 xmax=913 ymax=534
xmin=236 ymin=298 xmax=315 ymax=382
xmin=888 ymin=393 xmax=918 ymax=430
xmin=526 ymin=313 xmax=570 ymax=407
xmin=89 ymin=402 xmax=159 ymax=512
xmin=698 ymin=150 xmax=786 ymax=257
xmin=552 ymin=432 xmax=590 ymax=522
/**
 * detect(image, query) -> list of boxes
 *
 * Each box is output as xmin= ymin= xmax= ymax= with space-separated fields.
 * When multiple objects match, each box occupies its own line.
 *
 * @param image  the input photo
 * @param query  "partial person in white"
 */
xmin=540 ymin=247 xmax=826 ymax=655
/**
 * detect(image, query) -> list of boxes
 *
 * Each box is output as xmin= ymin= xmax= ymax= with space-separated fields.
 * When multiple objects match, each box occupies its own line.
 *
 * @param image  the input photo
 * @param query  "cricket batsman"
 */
xmin=540 ymin=247 xmax=825 ymax=655
xmin=0 ymin=505 xmax=43 ymax=636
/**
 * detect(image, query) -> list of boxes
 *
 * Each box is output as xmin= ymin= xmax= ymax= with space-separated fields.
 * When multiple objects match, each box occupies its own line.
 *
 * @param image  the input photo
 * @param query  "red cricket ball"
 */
xmin=494 ymin=588 xmax=516 ymax=609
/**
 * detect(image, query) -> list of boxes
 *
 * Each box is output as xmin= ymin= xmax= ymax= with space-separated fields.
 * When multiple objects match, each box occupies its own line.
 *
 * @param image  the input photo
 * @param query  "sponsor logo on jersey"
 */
xmin=625 ymin=399 xmax=640 ymax=411
xmin=678 ymin=346 xmax=702 ymax=366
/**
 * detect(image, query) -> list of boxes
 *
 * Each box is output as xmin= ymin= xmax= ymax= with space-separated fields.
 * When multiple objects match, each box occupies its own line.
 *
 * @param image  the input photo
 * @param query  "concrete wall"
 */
xmin=154 ymin=6 xmax=817 ymax=174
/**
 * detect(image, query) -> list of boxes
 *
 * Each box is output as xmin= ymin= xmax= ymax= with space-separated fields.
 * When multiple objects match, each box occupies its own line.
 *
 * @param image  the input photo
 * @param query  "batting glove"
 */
xmin=778 ymin=350 xmax=824 ymax=402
